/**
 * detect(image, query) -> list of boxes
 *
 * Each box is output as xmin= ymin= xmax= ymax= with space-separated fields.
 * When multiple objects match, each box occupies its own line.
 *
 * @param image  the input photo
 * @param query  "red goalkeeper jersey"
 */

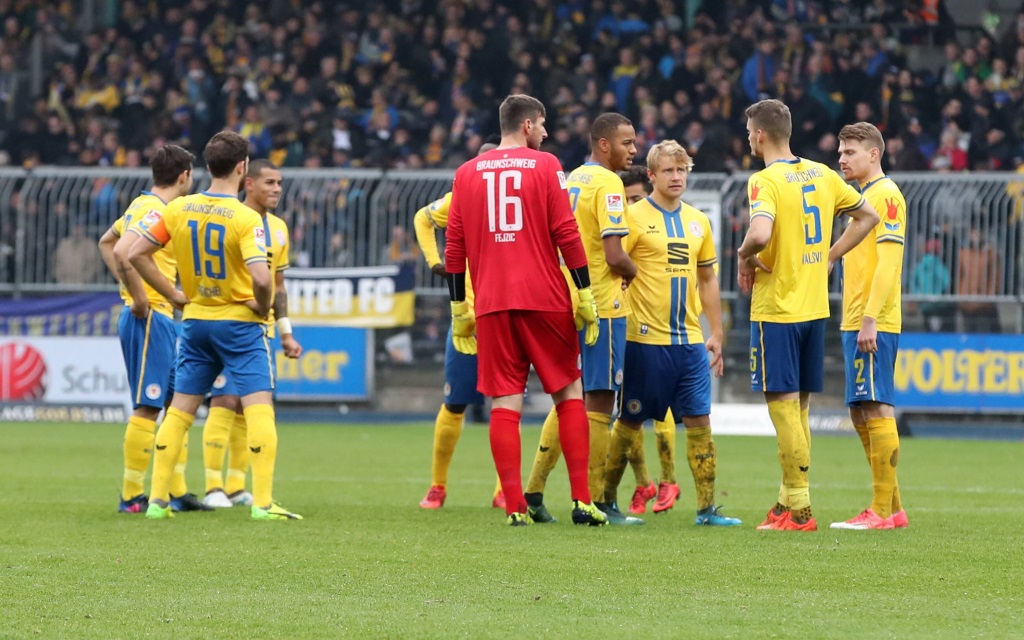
xmin=445 ymin=146 xmax=588 ymax=317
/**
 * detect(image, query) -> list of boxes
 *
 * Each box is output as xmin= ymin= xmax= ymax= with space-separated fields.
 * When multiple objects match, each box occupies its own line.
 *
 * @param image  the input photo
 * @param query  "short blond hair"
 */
xmin=838 ymin=121 xmax=885 ymax=156
xmin=646 ymin=140 xmax=694 ymax=172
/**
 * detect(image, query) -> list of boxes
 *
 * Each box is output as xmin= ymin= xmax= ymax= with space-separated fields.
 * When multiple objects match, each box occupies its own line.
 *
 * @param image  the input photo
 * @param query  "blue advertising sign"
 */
xmin=0 ymin=293 xmax=124 ymax=336
xmin=895 ymin=333 xmax=1024 ymax=412
xmin=273 ymin=326 xmax=372 ymax=401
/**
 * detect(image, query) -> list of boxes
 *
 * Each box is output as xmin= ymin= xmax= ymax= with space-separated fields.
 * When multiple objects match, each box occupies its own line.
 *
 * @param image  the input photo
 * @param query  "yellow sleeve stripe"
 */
xmin=838 ymin=197 xmax=865 ymax=216
xmin=244 ymin=256 xmax=267 ymax=265
xmin=425 ymin=209 xmax=442 ymax=230
xmin=140 ymin=230 xmax=165 ymax=246
xmin=601 ymin=228 xmax=629 ymax=238
xmin=275 ymin=265 xmax=289 ymax=271
xmin=877 ymin=235 xmax=905 ymax=245
xmin=698 ymin=258 xmax=718 ymax=267
xmin=750 ymin=212 xmax=775 ymax=222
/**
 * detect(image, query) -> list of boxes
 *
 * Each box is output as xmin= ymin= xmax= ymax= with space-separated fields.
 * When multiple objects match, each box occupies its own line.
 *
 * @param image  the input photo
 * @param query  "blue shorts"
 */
xmin=750 ymin=320 xmax=825 ymax=393
xmin=176 ymin=319 xmax=274 ymax=397
xmin=619 ymin=342 xmax=711 ymax=423
xmin=579 ymin=316 xmax=626 ymax=393
xmin=843 ymin=330 xmax=899 ymax=407
xmin=209 ymin=371 xmax=240 ymax=398
xmin=118 ymin=307 xmax=177 ymax=410
xmin=444 ymin=326 xmax=484 ymax=406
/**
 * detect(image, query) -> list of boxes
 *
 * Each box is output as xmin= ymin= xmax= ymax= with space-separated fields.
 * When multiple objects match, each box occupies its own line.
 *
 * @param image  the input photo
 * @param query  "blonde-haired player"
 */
xmin=737 ymin=100 xmax=879 ymax=531
xmin=604 ymin=141 xmax=741 ymax=526
xmin=617 ymin=166 xmax=680 ymax=516
xmin=831 ymin=122 xmax=909 ymax=530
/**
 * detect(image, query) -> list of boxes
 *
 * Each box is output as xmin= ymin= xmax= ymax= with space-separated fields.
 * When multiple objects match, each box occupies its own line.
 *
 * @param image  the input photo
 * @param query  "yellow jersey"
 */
xmin=263 ymin=211 xmax=291 ymax=336
xmin=114 ymin=191 xmax=177 ymax=318
xmin=747 ymin=158 xmax=864 ymax=323
xmin=840 ymin=175 xmax=906 ymax=333
xmin=412 ymin=192 xmax=476 ymax=311
xmin=566 ymin=162 xmax=630 ymax=318
xmin=625 ymin=197 xmax=717 ymax=345
xmin=135 ymin=191 xmax=268 ymax=323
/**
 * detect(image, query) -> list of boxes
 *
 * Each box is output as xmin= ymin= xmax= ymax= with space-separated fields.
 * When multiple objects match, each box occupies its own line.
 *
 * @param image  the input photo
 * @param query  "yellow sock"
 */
xmin=244 ymin=404 xmax=278 ymax=508
xmin=853 ymin=420 xmax=871 ymax=463
xmin=801 ymin=405 xmax=811 ymax=455
xmin=686 ymin=426 xmax=716 ymax=511
xmin=150 ymin=408 xmax=194 ymax=504
xmin=867 ymin=417 xmax=900 ymax=518
xmin=525 ymin=408 xmax=562 ymax=494
xmin=654 ymin=416 xmax=676 ymax=484
xmin=603 ymin=420 xmax=634 ymax=503
xmin=493 ymin=476 xmax=503 ymax=498
xmin=169 ymin=431 xmax=189 ymax=497
xmin=430 ymin=405 xmax=465 ymax=488
xmin=122 ymin=415 xmax=156 ymax=498
xmin=587 ymin=412 xmax=611 ymax=503
xmin=225 ymin=412 xmax=250 ymax=496
xmin=203 ymin=407 xmax=234 ymax=494
xmin=627 ymin=427 xmax=652 ymax=487
xmin=767 ymin=399 xmax=810 ymax=514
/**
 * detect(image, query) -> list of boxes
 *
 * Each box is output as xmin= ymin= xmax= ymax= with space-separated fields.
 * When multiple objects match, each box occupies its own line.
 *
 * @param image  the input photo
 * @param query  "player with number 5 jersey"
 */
xmin=445 ymin=94 xmax=606 ymax=527
xmin=737 ymin=100 xmax=879 ymax=532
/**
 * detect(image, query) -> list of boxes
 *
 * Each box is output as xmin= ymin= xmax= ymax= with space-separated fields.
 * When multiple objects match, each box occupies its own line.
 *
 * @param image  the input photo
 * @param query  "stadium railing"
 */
xmin=1 ymin=168 xmax=1021 ymax=310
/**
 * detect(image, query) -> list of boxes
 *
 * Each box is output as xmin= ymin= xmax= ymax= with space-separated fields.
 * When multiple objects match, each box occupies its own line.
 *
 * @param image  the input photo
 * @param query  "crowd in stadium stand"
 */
xmin=0 ymin=0 xmax=1022 ymax=175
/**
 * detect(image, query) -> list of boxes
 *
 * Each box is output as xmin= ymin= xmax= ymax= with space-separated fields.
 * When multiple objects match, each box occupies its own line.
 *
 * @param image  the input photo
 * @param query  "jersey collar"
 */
xmin=201 ymin=190 xmax=238 ymax=198
xmin=141 ymin=190 xmax=167 ymax=205
xmin=645 ymin=195 xmax=681 ymax=216
xmin=859 ymin=175 xmax=888 ymax=193
xmin=766 ymin=157 xmax=801 ymax=167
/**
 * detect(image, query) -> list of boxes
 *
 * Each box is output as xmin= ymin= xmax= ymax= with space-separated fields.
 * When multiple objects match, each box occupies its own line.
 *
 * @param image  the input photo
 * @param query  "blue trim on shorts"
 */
xmin=749 ymin=319 xmax=825 ymax=393
xmin=843 ymin=330 xmax=899 ymax=407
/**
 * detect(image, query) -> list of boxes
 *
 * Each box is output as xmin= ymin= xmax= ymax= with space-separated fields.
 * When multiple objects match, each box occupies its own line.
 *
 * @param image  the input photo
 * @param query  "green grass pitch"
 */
xmin=2 ymin=422 xmax=1022 ymax=639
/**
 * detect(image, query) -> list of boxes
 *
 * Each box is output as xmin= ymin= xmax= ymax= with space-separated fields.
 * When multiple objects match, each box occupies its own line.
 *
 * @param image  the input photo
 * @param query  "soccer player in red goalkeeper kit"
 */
xmin=444 ymin=94 xmax=607 ymax=526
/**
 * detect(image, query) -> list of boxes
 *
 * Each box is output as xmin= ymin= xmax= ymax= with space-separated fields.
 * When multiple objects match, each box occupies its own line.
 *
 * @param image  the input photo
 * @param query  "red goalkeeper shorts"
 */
xmin=476 ymin=310 xmax=581 ymax=397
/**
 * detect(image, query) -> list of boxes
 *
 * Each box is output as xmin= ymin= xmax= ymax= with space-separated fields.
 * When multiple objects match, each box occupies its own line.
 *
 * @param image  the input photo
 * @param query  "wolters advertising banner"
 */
xmin=284 ymin=264 xmax=415 ymax=328
xmin=895 ymin=333 xmax=1024 ymax=412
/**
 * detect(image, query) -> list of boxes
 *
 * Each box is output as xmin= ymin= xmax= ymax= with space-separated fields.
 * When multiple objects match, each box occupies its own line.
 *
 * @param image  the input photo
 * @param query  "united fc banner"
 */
xmin=284 ymin=264 xmax=416 ymax=328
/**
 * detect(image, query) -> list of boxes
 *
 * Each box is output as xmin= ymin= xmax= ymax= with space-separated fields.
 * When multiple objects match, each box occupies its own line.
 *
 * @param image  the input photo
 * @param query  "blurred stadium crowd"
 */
xmin=1 ymin=0 xmax=1023 ymax=173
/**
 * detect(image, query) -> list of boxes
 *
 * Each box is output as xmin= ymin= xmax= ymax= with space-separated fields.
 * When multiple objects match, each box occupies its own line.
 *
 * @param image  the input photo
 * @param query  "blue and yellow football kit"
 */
xmin=114 ymin=191 xmax=178 ymax=410
xmin=840 ymin=175 xmax=906 ymax=407
xmin=413 ymin=192 xmax=485 ymax=406
xmin=135 ymin=190 xmax=272 ymax=397
xmin=619 ymin=196 xmax=717 ymax=422
xmin=211 ymin=211 xmax=291 ymax=398
xmin=747 ymin=158 xmax=864 ymax=393
xmin=566 ymin=162 xmax=630 ymax=392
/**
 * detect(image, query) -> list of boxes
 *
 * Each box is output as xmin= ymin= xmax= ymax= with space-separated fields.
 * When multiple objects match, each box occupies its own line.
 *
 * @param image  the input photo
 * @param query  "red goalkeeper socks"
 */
xmin=489 ymin=408 xmax=526 ymax=515
xmin=556 ymin=398 xmax=591 ymax=504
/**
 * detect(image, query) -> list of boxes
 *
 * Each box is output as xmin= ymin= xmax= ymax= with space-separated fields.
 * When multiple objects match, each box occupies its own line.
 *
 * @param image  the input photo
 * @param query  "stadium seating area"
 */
xmin=0 ymin=1 xmax=1023 ymax=173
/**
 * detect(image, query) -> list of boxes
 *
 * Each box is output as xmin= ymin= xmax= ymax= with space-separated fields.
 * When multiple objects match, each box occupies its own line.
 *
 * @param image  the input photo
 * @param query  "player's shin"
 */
xmin=867 ymin=417 xmax=899 ymax=519
xmin=123 ymin=416 xmax=156 ymax=498
xmin=555 ymin=399 xmax=591 ymax=503
xmin=768 ymin=399 xmax=811 ymax=520
xmin=244 ymin=404 xmax=278 ymax=508
xmin=203 ymin=406 xmax=234 ymax=494
xmin=525 ymin=408 xmax=561 ymax=494
xmin=603 ymin=420 xmax=635 ymax=504
xmin=431 ymin=404 xmax=465 ymax=488
xmin=654 ymin=418 xmax=676 ymax=484
xmin=149 ymin=408 xmax=194 ymax=505
xmin=489 ymin=408 xmax=526 ymax=515
xmin=685 ymin=425 xmax=716 ymax=511
xmin=225 ymin=412 xmax=250 ymax=496
xmin=587 ymin=412 xmax=611 ymax=504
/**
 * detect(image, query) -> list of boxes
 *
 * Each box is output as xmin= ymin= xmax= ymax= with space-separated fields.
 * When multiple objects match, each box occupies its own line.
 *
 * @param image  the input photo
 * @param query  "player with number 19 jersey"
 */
xmin=446 ymin=146 xmax=589 ymax=396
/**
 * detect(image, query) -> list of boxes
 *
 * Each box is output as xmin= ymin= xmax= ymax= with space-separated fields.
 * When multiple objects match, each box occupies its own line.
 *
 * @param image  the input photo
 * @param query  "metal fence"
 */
xmin=2 ymin=169 xmax=1022 ymax=312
